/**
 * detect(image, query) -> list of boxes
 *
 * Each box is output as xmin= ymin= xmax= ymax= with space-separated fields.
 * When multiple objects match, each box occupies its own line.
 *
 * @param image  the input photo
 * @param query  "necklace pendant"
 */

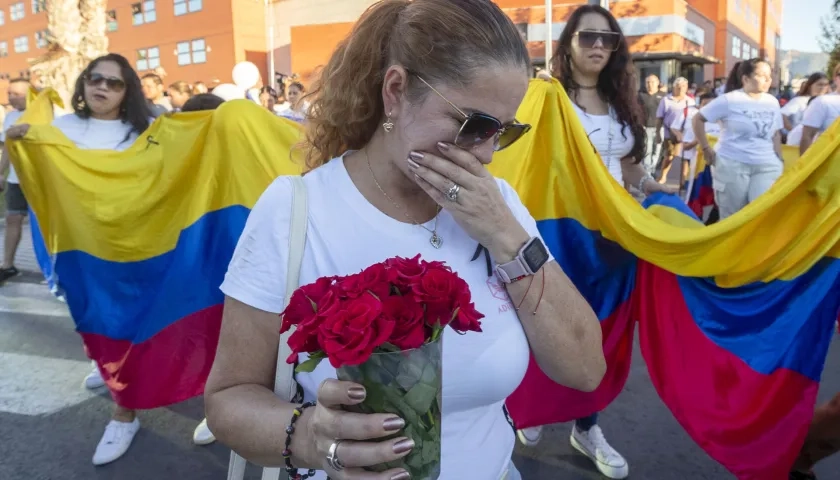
xmin=429 ymin=233 xmax=443 ymax=249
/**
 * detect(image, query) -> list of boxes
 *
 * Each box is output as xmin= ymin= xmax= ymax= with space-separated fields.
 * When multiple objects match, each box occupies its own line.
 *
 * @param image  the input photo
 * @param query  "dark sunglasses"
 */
xmin=84 ymin=73 xmax=126 ymax=92
xmin=411 ymin=74 xmax=531 ymax=152
xmin=574 ymin=30 xmax=621 ymax=52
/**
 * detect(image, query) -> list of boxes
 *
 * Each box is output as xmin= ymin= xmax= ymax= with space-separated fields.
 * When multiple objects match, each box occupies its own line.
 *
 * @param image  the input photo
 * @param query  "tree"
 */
xmin=28 ymin=0 xmax=109 ymax=106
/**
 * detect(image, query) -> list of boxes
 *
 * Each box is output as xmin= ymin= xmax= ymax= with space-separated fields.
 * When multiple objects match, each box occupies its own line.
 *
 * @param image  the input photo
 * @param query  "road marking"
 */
xmin=0 ymin=352 xmax=97 ymax=415
xmin=0 ymin=282 xmax=69 ymax=317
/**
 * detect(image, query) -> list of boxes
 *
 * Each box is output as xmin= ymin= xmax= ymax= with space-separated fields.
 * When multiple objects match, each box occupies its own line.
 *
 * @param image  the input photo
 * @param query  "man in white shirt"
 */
xmin=0 ymin=78 xmax=30 ymax=282
xmin=800 ymin=64 xmax=840 ymax=154
xmin=655 ymin=77 xmax=691 ymax=183
xmin=671 ymin=93 xmax=720 ymax=199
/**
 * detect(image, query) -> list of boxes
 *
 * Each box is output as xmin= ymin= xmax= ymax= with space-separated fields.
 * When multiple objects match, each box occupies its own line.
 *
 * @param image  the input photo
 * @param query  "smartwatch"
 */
xmin=494 ymin=237 xmax=550 ymax=284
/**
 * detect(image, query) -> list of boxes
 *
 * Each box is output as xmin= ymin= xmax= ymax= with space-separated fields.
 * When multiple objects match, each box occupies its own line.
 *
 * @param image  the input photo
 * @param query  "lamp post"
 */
xmin=265 ymin=0 xmax=276 ymax=89
xmin=545 ymin=0 xmax=552 ymax=70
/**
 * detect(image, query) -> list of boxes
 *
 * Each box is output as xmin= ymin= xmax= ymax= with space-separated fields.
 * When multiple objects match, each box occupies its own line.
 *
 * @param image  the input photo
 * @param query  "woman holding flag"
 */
xmin=527 ymin=5 xmax=675 ymax=479
xmin=6 ymin=53 xmax=215 ymax=466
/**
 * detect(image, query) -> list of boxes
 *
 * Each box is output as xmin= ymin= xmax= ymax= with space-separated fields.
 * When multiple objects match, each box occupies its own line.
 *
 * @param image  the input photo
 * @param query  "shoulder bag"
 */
xmin=227 ymin=175 xmax=309 ymax=480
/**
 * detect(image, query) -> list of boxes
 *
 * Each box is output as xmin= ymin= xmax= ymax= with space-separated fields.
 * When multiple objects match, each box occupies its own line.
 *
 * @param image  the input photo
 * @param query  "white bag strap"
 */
xmin=227 ymin=176 xmax=309 ymax=480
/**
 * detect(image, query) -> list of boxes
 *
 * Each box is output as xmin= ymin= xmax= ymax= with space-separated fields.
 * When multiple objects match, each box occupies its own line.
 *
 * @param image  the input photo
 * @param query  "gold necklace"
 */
xmin=365 ymin=150 xmax=443 ymax=249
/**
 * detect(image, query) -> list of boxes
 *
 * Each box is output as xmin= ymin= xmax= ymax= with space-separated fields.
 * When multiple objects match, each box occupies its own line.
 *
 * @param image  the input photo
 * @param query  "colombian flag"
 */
xmin=683 ymin=130 xmax=801 ymax=219
xmin=7 ymin=90 xmax=303 ymax=409
xmin=8 ymin=82 xmax=840 ymax=480
xmin=492 ymin=79 xmax=840 ymax=480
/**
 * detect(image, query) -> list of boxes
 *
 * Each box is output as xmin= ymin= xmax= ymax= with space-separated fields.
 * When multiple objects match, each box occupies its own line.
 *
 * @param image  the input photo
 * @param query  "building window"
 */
xmin=176 ymin=38 xmax=207 ymax=65
xmin=750 ymin=46 xmax=758 ymax=58
xmin=174 ymin=0 xmax=202 ymax=16
xmin=132 ymin=1 xmax=156 ymax=25
xmin=35 ymin=30 xmax=48 ymax=48
xmin=0 ymin=9 xmax=5 ymax=25
xmin=731 ymin=36 xmax=741 ymax=57
xmin=13 ymin=35 xmax=28 ymax=53
xmin=136 ymin=46 xmax=160 ymax=71
xmin=0 ymin=42 xmax=8 ymax=57
xmin=10 ymin=2 xmax=25 ymax=21
xmin=31 ymin=0 xmax=45 ymax=13
xmin=775 ymin=34 xmax=781 ymax=52
xmin=107 ymin=9 xmax=118 ymax=31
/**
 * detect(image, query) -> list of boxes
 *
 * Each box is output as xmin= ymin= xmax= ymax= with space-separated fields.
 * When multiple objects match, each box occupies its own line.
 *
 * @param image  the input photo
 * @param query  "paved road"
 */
xmin=2 ymin=219 xmax=840 ymax=480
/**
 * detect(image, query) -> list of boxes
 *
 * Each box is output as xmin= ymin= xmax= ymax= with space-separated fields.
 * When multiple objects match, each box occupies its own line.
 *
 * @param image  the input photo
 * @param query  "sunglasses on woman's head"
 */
xmin=84 ymin=73 xmax=126 ymax=92
xmin=410 ymin=73 xmax=531 ymax=152
xmin=574 ymin=30 xmax=621 ymax=52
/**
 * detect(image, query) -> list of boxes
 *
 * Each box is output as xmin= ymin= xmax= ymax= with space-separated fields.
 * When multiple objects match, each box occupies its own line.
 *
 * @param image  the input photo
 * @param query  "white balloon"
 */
xmin=232 ymin=62 xmax=261 ymax=90
xmin=212 ymin=83 xmax=245 ymax=101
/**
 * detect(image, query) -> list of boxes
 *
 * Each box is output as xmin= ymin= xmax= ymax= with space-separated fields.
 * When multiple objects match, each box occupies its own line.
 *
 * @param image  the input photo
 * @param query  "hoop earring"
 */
xmin=382 ymin=112 xmax=394 ymax=133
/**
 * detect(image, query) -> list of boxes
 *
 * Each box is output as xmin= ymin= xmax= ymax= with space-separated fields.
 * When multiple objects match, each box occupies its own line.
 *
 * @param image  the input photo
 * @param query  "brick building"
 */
xmin=0 ymin=0 xmax=783 ymax=104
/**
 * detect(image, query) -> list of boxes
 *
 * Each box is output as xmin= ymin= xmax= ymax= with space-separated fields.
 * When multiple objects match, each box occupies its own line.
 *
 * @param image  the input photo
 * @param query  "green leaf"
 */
xmin=404 ymin=381 xmax=438 ymax=416
xmin=294 ymin=352 xmax=325 ymax=373
xmin=395 ymin=356 xmax=425 ymax=391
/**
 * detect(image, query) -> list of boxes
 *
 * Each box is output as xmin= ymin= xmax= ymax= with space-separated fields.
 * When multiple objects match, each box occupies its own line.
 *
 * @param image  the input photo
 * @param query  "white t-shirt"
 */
xmin=699 ymin=89 xmax=783 ymax=165
xmin=572 ymin=103 xmax=634 ymax=184
xmin=51 ymin=114 xmax=142 ymax=151
xmin=780 ymin=95 xmax=810 ymax=128
xmin=786 ymin=124 xmax=804 ymax=146
xmin=802 ymin=93 xmax=840 ymax=132
xmin=1 ymin=109 xmax=24 ymax=184
xmin=671 ymin=106 xmax=699 ymax=160
xmin=220 ymin=156 xmax=547 ymax=480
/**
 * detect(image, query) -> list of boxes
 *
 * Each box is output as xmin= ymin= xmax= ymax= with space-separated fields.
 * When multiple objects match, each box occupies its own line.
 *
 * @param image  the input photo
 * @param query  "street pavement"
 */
xmin=1 ymin=225 xmax=839 ymax=480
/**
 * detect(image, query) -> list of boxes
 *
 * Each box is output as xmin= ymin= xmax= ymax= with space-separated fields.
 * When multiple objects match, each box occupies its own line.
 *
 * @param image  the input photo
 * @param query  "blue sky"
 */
xmin=782 ymin=0 xmax=834 ymax=51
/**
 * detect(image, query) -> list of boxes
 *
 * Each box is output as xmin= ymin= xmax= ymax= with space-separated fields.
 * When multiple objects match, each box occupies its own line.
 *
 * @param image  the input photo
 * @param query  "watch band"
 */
xmin=494 ymin=237 xmax=538 ymax=284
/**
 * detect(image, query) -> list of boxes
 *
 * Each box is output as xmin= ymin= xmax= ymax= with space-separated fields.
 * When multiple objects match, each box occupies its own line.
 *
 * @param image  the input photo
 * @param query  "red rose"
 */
xmin=450 ymin=293 xmax=484 ymax=333
xmin=411 ymin=268 xmax=468 ymax=326
xmin=420 ymin=258 xmax=452 ymax=273
xmin=285 ymin=327 xmax=321 ymax=364
xmin=339 ymin=263 xmax=392 ymax=299
xmin=384 ymin=255 xmax=426 ymax=286
xmin=382 ymin=296 xmax=427 ymax=350
xmin=318 ymin=292 xmax=394 ymax=367
xmin=280 ymin=276 xmax=338 ymax=334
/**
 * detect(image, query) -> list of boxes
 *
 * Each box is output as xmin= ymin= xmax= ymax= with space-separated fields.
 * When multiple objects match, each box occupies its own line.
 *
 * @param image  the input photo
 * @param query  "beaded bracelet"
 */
xmin=283 ymin=401 xmax=317 ymax=480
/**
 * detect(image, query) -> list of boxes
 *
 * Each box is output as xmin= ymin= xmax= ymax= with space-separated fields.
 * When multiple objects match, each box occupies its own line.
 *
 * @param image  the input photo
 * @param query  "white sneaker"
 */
xmin=570 ymin=425 xmax=629 ymax=479
xmin=192 ymin=418 xmax=216 ymax=445
xmin=516 ymin=426 xmax=543 ymax=447
xmin=92 ymin=418 xmax=140 ymax=466
xmin=83 ymin=363 xmax=106 ymax=389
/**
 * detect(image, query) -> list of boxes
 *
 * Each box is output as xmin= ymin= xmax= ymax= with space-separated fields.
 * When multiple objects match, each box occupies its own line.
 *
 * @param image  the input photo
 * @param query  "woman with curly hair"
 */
xmin=526 ymin=5 xmax=676 ymax=479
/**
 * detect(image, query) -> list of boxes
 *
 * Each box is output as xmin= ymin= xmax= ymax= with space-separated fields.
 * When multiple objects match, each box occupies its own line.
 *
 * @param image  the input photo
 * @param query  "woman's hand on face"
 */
xmin=5 ymin=124 xmax=30 ymax=139
xmin=408 ymin=142 xmax=528 ymax=257
xmin=300 ymin=379 xmax=413 ymax=479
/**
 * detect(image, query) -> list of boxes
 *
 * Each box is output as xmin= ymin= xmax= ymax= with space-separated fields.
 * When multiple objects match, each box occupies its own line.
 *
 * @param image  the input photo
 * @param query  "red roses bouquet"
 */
xmin=280 ymin=255 xmax=484 ymax=480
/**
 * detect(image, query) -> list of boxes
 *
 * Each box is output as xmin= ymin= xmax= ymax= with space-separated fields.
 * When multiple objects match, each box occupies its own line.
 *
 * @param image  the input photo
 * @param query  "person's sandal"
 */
xmin=0 ymin=266 xmax=19 ymax=283
xmin=789 ymin=471 xmax=817 ymax=480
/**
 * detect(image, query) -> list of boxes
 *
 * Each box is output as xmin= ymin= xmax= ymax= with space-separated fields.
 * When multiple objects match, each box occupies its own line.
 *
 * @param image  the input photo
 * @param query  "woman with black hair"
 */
xmin=526 ymin=5 xmax=676 ymax=479
xmin=5 ymin=53 xmax=215 ymax=465
xmin=692 ymin=58 xmax=783 ymax=219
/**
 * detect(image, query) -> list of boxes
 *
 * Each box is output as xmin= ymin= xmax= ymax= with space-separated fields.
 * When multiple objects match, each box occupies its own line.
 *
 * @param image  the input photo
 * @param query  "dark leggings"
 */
xmin=575 ymin=413 xmax=598 ymax=432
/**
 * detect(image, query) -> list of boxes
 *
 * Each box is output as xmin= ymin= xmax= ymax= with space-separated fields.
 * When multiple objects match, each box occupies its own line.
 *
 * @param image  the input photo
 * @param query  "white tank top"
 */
xmin=571 ymin=102 xmax=635 ymax=184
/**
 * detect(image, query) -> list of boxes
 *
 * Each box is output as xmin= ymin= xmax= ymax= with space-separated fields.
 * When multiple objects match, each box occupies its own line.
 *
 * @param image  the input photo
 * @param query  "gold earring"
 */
xmin=382 ymin=112 xmax=394 ymax=133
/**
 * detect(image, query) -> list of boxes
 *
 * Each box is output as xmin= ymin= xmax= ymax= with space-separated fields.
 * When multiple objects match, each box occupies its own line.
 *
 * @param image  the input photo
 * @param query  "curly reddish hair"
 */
xmin=299 ymin=0 xmax=530 ymax=170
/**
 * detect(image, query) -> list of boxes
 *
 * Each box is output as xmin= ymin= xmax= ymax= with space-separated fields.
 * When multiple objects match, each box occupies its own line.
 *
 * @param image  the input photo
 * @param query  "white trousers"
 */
xmin=712 ymin=153 xmax=783 ymax=219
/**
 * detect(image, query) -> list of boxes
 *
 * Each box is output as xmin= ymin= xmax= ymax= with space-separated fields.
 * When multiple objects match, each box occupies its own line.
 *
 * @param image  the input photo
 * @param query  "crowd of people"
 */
xmin=0 ymin=0 xmax=839 ymax=479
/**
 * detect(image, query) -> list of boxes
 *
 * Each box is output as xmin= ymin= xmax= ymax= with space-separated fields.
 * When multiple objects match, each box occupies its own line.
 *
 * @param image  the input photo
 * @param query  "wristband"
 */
xmin=283 ymin=401 xmax=318 ymax=480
